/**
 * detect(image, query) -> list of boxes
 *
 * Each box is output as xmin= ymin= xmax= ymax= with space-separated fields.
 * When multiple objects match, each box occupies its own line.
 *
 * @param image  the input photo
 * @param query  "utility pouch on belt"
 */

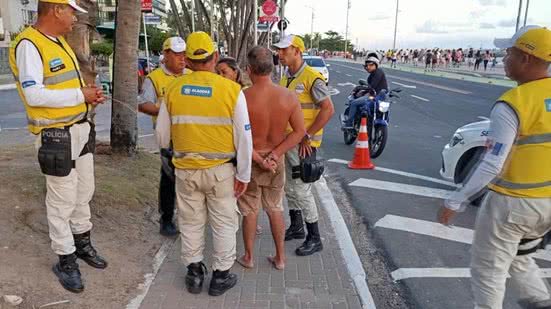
xmin=38 ymin=127 xmax=73 ymax=177
xmin=291 ymin=149 xmax=325 ymax=183
xmin=81 ymin=121 xmax=96 ymax=156
xmin=160 ymin=147 xmax=175 ymax=182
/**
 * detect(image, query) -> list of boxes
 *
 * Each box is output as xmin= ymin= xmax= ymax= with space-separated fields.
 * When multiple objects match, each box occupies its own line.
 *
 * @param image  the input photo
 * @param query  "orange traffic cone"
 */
xmin=348 ymin=117 xmax=375 ymax=170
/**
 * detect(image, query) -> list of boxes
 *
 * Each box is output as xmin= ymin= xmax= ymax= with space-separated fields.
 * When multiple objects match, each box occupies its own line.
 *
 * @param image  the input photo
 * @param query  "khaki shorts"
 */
xmin=238 ymin=159 xmax=285 ymax=216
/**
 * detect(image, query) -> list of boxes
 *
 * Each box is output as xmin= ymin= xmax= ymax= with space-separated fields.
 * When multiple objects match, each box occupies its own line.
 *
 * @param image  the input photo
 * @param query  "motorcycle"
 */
xmin=340 ymin=79 xmax=401 ymax=158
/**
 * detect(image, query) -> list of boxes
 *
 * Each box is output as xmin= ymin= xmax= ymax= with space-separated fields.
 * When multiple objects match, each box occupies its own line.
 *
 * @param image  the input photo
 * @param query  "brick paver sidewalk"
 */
xmin=138 ymin=202 xmax=362 ymax=309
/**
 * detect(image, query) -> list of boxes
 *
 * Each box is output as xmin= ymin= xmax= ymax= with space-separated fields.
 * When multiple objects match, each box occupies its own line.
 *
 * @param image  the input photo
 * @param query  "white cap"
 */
xmin=162 ymin=36 xmax=186 ymax=53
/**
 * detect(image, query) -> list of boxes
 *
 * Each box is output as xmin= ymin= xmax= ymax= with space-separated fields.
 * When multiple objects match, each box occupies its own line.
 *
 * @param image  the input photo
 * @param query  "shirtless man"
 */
xmin=237 ymin=46 xmax=305 ymax=270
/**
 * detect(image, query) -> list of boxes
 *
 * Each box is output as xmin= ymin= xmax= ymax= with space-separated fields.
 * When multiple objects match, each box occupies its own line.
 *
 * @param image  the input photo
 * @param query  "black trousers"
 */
xmin=158 ymin=155 xmax=176 ymax=222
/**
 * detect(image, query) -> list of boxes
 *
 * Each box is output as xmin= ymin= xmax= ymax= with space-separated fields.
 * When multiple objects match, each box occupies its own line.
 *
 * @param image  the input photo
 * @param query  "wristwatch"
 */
xmin=304 ymin=133 xmax=312 ymax=141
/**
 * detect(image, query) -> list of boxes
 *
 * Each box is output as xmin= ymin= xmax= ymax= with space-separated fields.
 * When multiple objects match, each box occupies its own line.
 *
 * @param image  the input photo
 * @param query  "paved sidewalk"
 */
xmin=138 ymin=201 xmax=362 ymax=309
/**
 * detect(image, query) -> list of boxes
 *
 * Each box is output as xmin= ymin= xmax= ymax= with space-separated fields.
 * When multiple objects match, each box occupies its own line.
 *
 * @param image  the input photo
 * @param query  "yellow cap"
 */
xmin=274 ymin=35 xmax=305 ymax=53
xmin=185 ymin=32 xmax=216 ymax=60
xmin=494 ymin=26 xmax=551 ymax=62
xmin=39 ymin=0 xmax=87 ymax=13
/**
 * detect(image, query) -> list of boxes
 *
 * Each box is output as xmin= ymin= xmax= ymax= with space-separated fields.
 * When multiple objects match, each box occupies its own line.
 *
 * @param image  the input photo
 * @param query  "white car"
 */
xmin=440 ymin=119 xmax=490 ymax=185
xmin=304 ymin=56 xmax=330 ymax=84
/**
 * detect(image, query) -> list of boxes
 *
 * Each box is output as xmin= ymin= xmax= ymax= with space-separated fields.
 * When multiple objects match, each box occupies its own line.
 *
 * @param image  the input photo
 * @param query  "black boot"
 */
xmin=285 ymin=210 xmax=305 ymax=241
xmin=52 ymin=253 xmax=84 ymax=293
xmin=208 ymin=269 xmax=237 ymax=296
xmin=295 ymin=222 xmax=323 ymax=256
xmin=74 ymin=231 xmax=108 ymax=269
xmin=160 ymin=217 xmax=178 ymax=237
xmin=186 ymin=262 xmax=207 ymax=294
xmin=519 ymin=299 xmax=551 ymax=309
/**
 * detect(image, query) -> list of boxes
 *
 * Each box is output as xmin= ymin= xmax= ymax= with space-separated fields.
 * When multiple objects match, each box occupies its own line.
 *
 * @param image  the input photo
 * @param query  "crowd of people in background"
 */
xmin=379 ymin=48 xmax=499 ymax=72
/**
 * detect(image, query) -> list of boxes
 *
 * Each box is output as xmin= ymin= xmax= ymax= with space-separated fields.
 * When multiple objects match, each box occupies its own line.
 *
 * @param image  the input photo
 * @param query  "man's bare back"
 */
xmin=244 ymin=82 xmax=303 ymax=155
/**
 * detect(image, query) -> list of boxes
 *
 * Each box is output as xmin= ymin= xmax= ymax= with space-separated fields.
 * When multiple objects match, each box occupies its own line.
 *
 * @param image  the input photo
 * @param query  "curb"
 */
xmin=314 ymin=176 xmax=377 ymax=309
xmin=126 ymin=236 xmax=178 ymax=309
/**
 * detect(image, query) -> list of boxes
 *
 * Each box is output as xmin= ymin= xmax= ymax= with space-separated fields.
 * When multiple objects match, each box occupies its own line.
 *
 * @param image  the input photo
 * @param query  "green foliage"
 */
xmin=91 ymin=41 xmax=114 ymax=56
xmin=302 ymin=31 xmax=355 ymax=52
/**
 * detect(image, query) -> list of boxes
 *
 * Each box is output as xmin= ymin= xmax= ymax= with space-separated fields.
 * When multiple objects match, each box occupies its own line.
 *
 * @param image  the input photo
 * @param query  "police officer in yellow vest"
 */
xmin=438 ymin=26 xmax=551 ymax=309
xmin=156 ymin=31 xmax=252 ymax=296
xmin=9 ymin=0 xmax=107 ymax=293
xmin=138 ymin=36 xmax=192 ymax=236
xmin=274 ymin=35 xmax=335 ymax=256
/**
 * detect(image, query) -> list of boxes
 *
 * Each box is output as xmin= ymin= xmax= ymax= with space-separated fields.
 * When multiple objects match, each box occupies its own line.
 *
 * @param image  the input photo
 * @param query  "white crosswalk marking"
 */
xmin=391 ymin=268 xmax=551 ymax=281
xmin=349 ymin=178 xmax=454 ymax=199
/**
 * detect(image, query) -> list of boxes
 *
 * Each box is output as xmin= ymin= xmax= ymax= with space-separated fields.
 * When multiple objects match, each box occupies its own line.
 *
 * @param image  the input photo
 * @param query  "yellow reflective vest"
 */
xmin=280 ymin=63 xmax=326 ymax=148
xmin=488 ymin=77 xmax=551 ymax=198
xmin=9 ymin=26 xmax=87 ymax=135
xmin=165 ymin=71 xmax=241 ymax=170
xmin=146 ymin=66 xmax=192 ymax=126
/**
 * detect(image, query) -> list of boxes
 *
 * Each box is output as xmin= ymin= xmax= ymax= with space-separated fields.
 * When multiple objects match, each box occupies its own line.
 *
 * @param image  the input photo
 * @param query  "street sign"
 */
xmin=261 ymin=0 xmax=277 ymax=15
xmin=257 ymin=23 xmax=269 ymax=32
xmin=259 ymin=0 xmax=279 ymax=23
xmin=144 ymin=14 xmax=161 ymax=25
xmin=141 ymin=0 xmax=153 ymax=13
xmin=277 ymin=20 xmax=287 ymax=31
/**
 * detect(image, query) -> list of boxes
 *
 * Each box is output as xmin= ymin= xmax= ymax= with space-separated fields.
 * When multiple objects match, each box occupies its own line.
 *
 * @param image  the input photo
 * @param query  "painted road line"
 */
xmin=346 ymin=74 xmax=353 ymax=77
xmin=391 ymin=81 xmax=417 ymax=89
xmin=410 ymin=95 xmax=430 ymax=102
xmin=350 ymin=178 xmax=453 ymax=199
xmin=375 ymin=214 xmax=551 ymax=262
xmin=328 ymin=158 xmax=457 ymax=187
xmin=328 ymin=62 xmax=472 ymax=95
xmin=0 ymin=84 xmax=16 ymax=91
xmin=391 ymin=268 xmax=551 ymax=281
xmin=375 ymin=214 xmax=473 ymax=244
xmin=336 ymin=70 xmax=342 ymax=74
xmin=337 ymin=82 xmax=357 ymax=87
xmin=138 ymin=133 xmax=154 ymax=138
xmin=328 ymin=87 xmax=341 ymax=96
xmin=315 ymin=177 xmax=377 ymax=308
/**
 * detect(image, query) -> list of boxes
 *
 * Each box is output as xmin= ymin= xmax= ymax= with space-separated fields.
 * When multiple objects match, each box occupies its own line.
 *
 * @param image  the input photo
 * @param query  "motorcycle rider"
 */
xmin=344 ymin=56 xmax=388 ymax=128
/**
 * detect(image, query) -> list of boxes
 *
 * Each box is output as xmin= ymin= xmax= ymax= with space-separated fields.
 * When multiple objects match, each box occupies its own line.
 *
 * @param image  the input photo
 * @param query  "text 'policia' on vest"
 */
xmin=9 ymin=26 xmax=87 ymax=135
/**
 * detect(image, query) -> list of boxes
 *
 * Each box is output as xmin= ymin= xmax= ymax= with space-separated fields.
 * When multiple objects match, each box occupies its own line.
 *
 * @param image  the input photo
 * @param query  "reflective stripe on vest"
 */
xmin=43 ymin=70 xmax=79 ymax=85
xmin=491 ymin=179 xmax=551 ymax=190
xmin=173 ymin=151 xmax=236 ymax=160
xmin=515 ymin=133 xmax=551 ymax=146
xmin=171 ymin=115 xmax=233 ymax=126
xmin=300 ymin=103 xmax=321 ymax=110
xmin=28 ymin=112 xmax=87 ymax=127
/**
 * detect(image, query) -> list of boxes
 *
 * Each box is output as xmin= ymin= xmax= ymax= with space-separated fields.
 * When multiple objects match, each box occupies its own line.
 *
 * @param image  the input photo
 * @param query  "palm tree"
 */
xmin=110 ymin=0 xmax=141 ymax=155
xmin=65 ymin=0 xmax=97 ymax=85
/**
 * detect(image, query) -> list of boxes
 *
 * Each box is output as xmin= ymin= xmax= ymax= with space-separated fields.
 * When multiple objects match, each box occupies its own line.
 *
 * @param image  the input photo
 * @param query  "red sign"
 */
xmin=259 ymin=15 xmax=279 ymax=23
xmin=262 ymin=0 xmax=277 ymax=16
xmin=141 ymin=0 xmax=153 ymax=12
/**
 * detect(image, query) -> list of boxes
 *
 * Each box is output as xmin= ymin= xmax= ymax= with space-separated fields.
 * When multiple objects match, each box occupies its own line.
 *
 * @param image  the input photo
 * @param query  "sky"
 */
xmin=281 ymin=0 xmax=551 ymax=50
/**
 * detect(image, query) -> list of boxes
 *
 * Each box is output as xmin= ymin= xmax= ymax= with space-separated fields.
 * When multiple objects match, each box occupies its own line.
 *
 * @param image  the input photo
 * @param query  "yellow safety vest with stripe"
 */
xmin=165 ymin=71 xmax=240 ymax=170
xmin=9 ymin=26 xmax=86 ymax=135
xmin=146 ymin=66 xmax=192 ymax=126
xmin=281 ymin=64 xmax=326 ymax=147
xmin=488 ymin=77 xmax=551 ymax=198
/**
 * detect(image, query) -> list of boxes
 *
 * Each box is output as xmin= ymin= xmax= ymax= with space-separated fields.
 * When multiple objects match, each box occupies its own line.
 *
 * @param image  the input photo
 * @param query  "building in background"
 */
xmin=97 ymin=0 xmax=167 ymax=29
xmin=0 ymin=0 xmax=38 ymax=47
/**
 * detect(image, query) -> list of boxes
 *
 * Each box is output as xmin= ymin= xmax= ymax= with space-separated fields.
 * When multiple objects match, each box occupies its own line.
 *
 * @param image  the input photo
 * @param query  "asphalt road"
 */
xmin=322 ymin=60 xmax=551 ymax=309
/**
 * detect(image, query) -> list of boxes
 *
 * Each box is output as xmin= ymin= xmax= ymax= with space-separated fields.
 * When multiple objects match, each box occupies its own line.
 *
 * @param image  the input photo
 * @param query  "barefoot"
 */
xmin=267 ymin=256 xmax=285 ymax=270
xmin=237 ymin=255 xmax=254 ymax=269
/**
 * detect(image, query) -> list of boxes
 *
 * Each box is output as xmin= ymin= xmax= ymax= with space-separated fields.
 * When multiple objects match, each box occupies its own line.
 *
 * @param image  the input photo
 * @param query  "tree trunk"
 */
xmin=65 ymin=0 xmax=97 ymax=85
xmin=168 ymin=0 xmax=186 ymax=37
xmin=179 ymin=0 xmax=194 ymax=33
xmin=110 ymin=0 xmax=141 ymax=155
